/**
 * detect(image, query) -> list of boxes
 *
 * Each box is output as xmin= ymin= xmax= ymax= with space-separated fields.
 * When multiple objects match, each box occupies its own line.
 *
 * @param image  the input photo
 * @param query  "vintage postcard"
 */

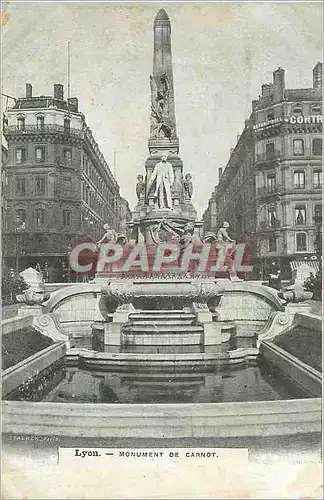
xmin=1 ymin=1 xmax=322 ymax=498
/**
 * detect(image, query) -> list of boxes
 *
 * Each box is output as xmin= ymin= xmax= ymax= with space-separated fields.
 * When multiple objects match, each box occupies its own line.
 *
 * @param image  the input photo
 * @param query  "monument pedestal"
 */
xmin=103 ymin=304 xmax=135 ymax=351
xmin=191 ymin=302 xmax=222 ymax=353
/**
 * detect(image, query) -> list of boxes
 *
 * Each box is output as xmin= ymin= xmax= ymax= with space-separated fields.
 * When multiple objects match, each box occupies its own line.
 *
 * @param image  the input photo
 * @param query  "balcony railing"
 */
xmin=4 ymin=124 xmax=83 ymax=138
xmin=258 ymin=219 xmax=281 ymax=230
xmin=255 ymin=150 xmax=281 ymax=165
xmin=257 ymin=185 xmax=283 ymax=197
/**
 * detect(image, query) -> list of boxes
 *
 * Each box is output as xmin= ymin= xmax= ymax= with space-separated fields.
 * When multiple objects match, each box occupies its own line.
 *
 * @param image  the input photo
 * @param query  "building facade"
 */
xmin=2 ymin=83 xmax=131 ymax=280
xmin=253 ymin=63 xmax=322 ymax=278
xmin=213 ymin=123 xmax=256 ymax=245
xmin=202 ymin=187 xmax=217 ymax=235
xmin=1 ymin=145 xmax=8 ymax=236
xmin=203 ymin=63 xmax=322 ymax=279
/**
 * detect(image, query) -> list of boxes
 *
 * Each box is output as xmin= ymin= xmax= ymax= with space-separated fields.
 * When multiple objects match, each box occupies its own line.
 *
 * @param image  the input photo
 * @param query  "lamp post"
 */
xmin=314 ymin=206 xmax=322 ymax=267
xmin=313 ymin=206 xmax=322 ymax=300
xmin=66 ymin=244 xmax=72 ymax=283
xmin=15 ymin=220 xmax=26 ymax=274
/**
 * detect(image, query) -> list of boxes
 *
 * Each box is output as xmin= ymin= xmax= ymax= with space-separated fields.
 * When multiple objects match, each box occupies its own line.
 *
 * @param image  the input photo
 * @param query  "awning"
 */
xmin=290 ymin=260 xmax=320 ymax=272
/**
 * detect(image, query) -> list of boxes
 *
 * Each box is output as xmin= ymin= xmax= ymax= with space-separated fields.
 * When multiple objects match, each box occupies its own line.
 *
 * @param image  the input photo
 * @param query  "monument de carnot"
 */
xmin=131 ymin=8 xmax=198 ymax=245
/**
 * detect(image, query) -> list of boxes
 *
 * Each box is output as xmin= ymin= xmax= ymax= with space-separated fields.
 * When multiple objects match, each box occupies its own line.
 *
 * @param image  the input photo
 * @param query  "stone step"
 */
xmin=131 ymin=309 xmax=193 ymax=315
xmin=122 ymin=325 xmax=203 ymax=333
xmin=122 ymin=333 xmax=203 ymax=345
xmin=130 ymin=318 xmax=193 ymax=328
xmin=129 ymin=313 xmax=196 ymax=322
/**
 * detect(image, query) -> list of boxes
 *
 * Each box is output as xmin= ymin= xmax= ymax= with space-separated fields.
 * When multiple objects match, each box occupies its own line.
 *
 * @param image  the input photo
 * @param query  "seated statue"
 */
xmin=216 ymin=221 xmax=235 ymax=245
xmin=96 ymin=223 xmax=118 ymax=247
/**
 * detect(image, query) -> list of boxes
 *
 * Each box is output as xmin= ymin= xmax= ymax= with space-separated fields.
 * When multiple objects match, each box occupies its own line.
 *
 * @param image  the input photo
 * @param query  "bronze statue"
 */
xmin=136 ymin=174 xmax=145 ymax=201
xmin=150 ymin=74 xmax=173 ymax=139
xmin=184 ymin=173 xmax=193 ymax=200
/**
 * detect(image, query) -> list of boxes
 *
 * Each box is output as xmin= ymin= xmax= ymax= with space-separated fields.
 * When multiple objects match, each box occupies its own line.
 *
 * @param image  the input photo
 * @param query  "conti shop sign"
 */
xmin=254 ymin=115 xmax=323 ymax=130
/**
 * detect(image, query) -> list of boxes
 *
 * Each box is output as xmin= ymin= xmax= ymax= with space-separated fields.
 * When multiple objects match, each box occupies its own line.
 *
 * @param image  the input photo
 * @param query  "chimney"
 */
xmin=218 ymin=167 xmax=223 ymax=178
xmin=261 ymin=84 xmax=271 ymax=97
xmin=313 ymin=62 xmax=322 ymax=89
xmin=26 ymin=83 xmax=32 ymax=98
xmin=68 ymin=97 xmax=78 ymax=112
xmin=230 ymin=148 xmax=234 ymax=155
xmin=273 ymin=67 xmax=285 ymax=102
xmin=53 ymin=84 xmax=64 ymax=100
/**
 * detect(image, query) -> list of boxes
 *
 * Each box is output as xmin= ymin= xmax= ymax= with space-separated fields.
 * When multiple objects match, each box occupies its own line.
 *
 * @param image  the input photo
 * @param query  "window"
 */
xmin=64 ymin=118 xmax=70 ymax=133
xmin=35 ymin=177 xmax=45 ymax=196
xmin=296 ymin=233 xmax=307 ymax=252
xmin=267 ymin=174 xmax=276 ymax=192
xmin=312 ymin=138 xmax=322 ymax=156
xmin=268 ymin=208 xmax=278 ymax=227
xmin=36 ymin=115 xmax=45 ymax=130
xmin=17 ymin=117 xmax=25 ymax=131
xmin=293 ymin=105 xmax=303 ymax=116
xmin=311 ymin=105 xmax=322 ymax=115
xmin=268 ymin=235 xmax=277 ymax=252
xmin=64 ymin=149 xmax=72 ymax=166
xmin=35 ymin=147 xmax=45 ymax=162
xmin=265 ymin=143 xmax=275 ymax=160
xmin=314 ymin=204 xmax=322 ymax=221
xmin=16 ymin=177 xmax=26 ymax=196
xmin=16 ymin=148 xmax=26 ymax=164
xmin=313 ymin=170 xmax=322 ymax=188
xmin=16 ymin=209 xmax=26 ymax=225
xmin=294 ymin=170 xmax=305 ymax=189
xmin=63 ymin=210 xmax=71 ymax=226
xmin=293 ymin=139 xmax=304 ymax=156
xmin=295 ymin=205 xmax=306 ymax=225
xmin=63 ymin=178 xmax=72 ymax=195
xmin=267 ymin=110 xmax=274 ymax=121
xmin=35 ymin=209 xmax=45 ymax=227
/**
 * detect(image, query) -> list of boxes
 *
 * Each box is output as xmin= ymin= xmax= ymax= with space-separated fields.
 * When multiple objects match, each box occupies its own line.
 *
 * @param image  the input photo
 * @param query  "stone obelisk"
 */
xmin=148 ymin=8 xmax=179 ymax=155
xmin=131 ymin=9 xmax=197 ymax=244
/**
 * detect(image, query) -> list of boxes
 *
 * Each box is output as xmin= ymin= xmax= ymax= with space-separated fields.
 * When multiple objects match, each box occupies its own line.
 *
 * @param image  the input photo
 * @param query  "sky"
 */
xmin=2 ymin=1 xmax=323 ymax=217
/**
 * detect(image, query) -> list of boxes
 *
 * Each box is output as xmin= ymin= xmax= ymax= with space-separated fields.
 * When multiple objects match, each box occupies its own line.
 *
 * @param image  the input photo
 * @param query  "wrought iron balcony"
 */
xmin=257 ymin=185 xmax=284 ymax=197
xmin=255 ymin=150 xmax=281 ymax=165
xmin=258 ymin=219 xmax=281 ymax=230
xmin=4 ymin=124 xmax=83 ymax=138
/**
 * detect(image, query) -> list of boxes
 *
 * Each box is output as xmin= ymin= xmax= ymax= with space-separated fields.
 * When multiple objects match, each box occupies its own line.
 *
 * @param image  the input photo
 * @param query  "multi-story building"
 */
xmin=2 ymin=83 xmax=131 ymax=280
xmin=203 ymin=62 xmax=322 ymax=279
xmin=1 ymin=144 xmax=8 ymax=235
xmin=213 ymin=123 xmax=255 ymax=244
xmin=253 ymin=63 xmax=322 ymax=278
xmin=202 ymin=186 xmax=218 ymax=235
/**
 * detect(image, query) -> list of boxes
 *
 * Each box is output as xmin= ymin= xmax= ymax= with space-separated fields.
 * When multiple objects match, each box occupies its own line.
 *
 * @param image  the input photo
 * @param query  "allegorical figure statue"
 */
xmin=216 ymin=221 xmax=237 ymax=277
xmin=136 ymin=174 xmax=146 ymax=201
xmin=150 ymin=74 xmax=173 ymax=139
xmin=216 ymin=221 xmax=235 ymax=245
xmin=96 ymin=223 xmax=118 ymax=247
xmin=183 ymin=173 xmax=193 ymax=200
xmin=148 ymin=155 xmax=174 ymax=209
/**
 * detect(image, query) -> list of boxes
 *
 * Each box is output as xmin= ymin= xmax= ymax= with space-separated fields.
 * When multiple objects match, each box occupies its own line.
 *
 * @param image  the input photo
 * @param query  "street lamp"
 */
xmin=313 ymin=206 xmax=322 ymax=264
xmin=313 ymin=206 xmax=322 ymax=300
xmin=15 ymin=219 xmax=26 ymax=274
